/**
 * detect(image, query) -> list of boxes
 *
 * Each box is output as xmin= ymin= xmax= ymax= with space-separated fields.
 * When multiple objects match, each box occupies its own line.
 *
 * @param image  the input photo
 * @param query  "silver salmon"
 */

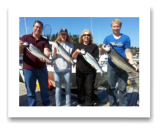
xmin=103 ymin=43 xmax=139 ymax=74
xmin=53 ymin=41 xmax=76 ymax=67
xmin=81 ymin=49 xmax=105 ymax=77
xmin=26 ymin=44 xmax=54 ymax=66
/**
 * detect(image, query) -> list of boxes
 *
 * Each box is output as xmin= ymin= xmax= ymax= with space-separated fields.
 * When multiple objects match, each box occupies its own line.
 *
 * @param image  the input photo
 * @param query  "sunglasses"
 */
xmin=83 ymin=34 xmax=91 ymax=36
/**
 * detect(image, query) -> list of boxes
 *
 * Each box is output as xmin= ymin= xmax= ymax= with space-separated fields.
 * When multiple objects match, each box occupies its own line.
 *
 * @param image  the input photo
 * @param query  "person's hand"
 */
xmin=132 ymin=64 xmax=138 ymax=74
xmin=101 ymin=44 xmax=106 ymax=49
xmin=19 ymin=40 xmax=26 ymax=48
xmin=53 ymin=46 xmax=57 ymax=55
xmin=76 ymin=49 xmax=81 ymax=54
xmin=39 ymin=57 xmax=46 ymax=62
xmin=91 ymin=65 xmax=95 ymax=68
xmin=67 ymin=59 xmax=71 ymax=63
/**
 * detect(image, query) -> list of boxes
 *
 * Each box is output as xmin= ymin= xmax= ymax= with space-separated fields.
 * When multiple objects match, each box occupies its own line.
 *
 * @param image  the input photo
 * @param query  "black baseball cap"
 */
xmin=60 ymin=28 xmax=68 ymax=34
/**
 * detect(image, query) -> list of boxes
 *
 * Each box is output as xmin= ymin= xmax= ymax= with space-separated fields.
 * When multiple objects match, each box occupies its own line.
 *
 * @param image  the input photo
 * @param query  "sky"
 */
xmin=19 ymin=17 xmax=139 ymax=47
xmin=8 ymin=6 xmax=151 ymax=118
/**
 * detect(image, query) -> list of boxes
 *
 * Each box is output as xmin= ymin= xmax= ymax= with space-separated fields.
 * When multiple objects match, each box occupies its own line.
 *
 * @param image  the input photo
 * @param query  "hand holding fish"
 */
xmin=131 ymin=64 xmax=138 ymax=74
xmin=76 ymin=49 xmax=81 ymax=53
xmin=19 ymin=40 xmax=26 ymax=48
xmin=67 ymin=59 xmax=71 ymax=63
xmin=53 ymin=46 xmax=57 ymax=55
xmin=91 ymin=65 xmax=95 ymax=68
xmin=101 ymin=44 xmax=106 ymax=49
xmin=100 ymin=44 xmax=106 ymax=55
xmin=72 ymin=49 xmax=81 ymax=59
xmin=39 ymin=57 xmax=46 ymax=62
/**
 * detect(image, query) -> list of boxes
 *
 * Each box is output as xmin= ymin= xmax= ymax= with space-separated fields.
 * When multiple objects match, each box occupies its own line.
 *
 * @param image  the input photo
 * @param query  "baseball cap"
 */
xmin=60 ymin=28 xmax=68 ymax=34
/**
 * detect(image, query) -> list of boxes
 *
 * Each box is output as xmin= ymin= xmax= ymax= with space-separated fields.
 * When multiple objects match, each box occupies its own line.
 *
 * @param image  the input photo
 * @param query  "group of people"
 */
xmin=19 ymin=19 xmax=137 ymax=106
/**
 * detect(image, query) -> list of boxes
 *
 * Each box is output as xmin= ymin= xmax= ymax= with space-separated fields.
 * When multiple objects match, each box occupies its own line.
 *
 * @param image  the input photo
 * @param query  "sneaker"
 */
xmin=47 ymin=104 xmax=52 ymax=106
xmin=77 ymin=103 xmax=82 ymax=107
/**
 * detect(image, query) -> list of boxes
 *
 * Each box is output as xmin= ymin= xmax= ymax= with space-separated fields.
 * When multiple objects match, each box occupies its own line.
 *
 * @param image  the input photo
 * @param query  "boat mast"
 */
xmin=24 ymin=17 xmax=27 ymax=34
xmin=91 ymin=17 xmax=93 ymax=35
xmin=98 ymin=28 xmax=100 ymax=45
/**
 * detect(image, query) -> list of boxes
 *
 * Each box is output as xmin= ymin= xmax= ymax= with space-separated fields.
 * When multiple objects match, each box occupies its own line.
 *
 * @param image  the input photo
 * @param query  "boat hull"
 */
xmin=19 ymin=65 xmax=108 ymax=90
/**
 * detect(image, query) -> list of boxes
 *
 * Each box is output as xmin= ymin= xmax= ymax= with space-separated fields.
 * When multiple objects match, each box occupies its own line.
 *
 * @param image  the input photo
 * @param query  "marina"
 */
xmin=19 ymin=42 xmax=139 ymax=106
xmin=19 ymin=31 xmax=139 ymax=107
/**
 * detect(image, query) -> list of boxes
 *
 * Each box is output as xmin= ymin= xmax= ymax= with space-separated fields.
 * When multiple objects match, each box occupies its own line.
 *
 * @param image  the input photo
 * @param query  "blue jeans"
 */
xmin=54 ymin=71 xmax=71 ymax=106
xmin=107 ymin=64 xmax=128 ymax=106
xmin=23 ymin=68 xmax=50 ymax=106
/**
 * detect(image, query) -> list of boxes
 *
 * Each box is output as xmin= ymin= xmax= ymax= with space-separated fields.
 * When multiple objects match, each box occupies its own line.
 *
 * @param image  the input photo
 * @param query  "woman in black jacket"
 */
xmin=72 ymin=29 xmax=99 ymax=106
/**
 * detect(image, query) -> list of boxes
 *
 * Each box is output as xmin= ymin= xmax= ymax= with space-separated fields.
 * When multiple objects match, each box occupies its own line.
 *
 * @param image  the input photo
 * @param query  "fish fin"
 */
xmin=51 ymin=59 xmax=54 ymax=67
xmin=125 ymin=58 xmax=129 ymax=62
xmin=100 ymin=71 xmax=107 ymax=78
xmin=136 ymin=69 xmax=139 ymax=74
xmin=72 ymin=62 xmax=76 ymax=68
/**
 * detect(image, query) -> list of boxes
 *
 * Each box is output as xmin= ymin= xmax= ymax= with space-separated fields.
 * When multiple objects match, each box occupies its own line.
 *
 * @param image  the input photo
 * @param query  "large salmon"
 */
xmin=26 ymin=44 xmax=54 ymax=66
xmin=103 ymin=43 xmax=139 ymax=74
xmin=81 ymin=49 xmax=105 ymax=77
xmin=52 ymin=41 xmax=76 ymax=67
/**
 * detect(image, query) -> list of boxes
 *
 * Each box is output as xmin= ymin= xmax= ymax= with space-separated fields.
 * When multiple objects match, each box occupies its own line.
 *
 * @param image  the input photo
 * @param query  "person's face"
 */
xmin=111 ymin=23 xmax=121 ymax=34
xmin=33 ymin=22 xmax=43 ymax=36
xmin=60 ymin=33 xmax=67 ymax=42
xmin=82 ymin=31 xmax=91 ymax=43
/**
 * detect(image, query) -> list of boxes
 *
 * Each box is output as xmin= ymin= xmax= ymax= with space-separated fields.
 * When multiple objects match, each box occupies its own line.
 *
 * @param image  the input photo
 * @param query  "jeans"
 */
xmin=107 ymin=64 xmax=128 ymax=106
xmin=23 ymin=68 xmax=50 ymax=106
xmin=54 ymin=71 xmax=71 ymax=106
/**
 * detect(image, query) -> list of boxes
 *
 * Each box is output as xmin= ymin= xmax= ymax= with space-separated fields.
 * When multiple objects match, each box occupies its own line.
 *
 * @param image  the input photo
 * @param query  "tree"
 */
xmin=69 ymin=33 xmax=73 ymax=40
xmin=71 ymin=34 xmax=79 ymax=46
xmin=49 ymin=32 xmax=80 ymax=46
xmin=99 ymin=44 xmax=103 ymax=48
xmin=50 ymin=34 xmax=56 ymax=41
xmin=55 ymin=32 xmax=58 ymax=40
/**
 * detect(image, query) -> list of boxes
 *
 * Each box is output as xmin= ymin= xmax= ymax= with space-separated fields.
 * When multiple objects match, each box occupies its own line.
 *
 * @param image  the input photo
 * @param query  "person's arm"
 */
xmin=125 ymin=49 xmax=138 ymax=71
xmin=100 ymin=44 xmax=106 ymax=55
xmin=19 ymin=40 xmax=26 ymax=55
xmin=53 ymin=46 xmax=57 ymax=55
xmin=39 ymin=40 xmax=50 ymax=62
xmin=72 ymin=49 xmax=81 ymax=59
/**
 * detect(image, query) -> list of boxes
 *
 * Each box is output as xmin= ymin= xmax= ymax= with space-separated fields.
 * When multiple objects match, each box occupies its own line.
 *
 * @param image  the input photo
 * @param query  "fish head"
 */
xmin=81 ymin=49 xmax=86 ymax=55
xmin=104 ymin=44 xmax=112 ymax=54
xmin=23 ymin=42 xmax=29 ymax=47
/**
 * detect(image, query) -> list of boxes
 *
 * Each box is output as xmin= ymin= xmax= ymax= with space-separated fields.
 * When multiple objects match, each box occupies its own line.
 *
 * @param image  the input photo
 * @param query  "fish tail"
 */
xmin=101 ymin=71 xmax=107 ymax=77
xmin=136 ymin=69 xmax=139 ymax=75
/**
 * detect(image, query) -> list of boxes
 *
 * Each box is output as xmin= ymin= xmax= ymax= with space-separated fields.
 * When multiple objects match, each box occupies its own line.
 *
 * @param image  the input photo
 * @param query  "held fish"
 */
xmin=53 ymin=41 xmax=76 ymax=67
xmin=26 ymin=44 xmax=54 ymax=66
xmin=103 ymin=43 xmax=139 ymax=74
xmin=81 ymin=49 xmax=105 ymax=77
